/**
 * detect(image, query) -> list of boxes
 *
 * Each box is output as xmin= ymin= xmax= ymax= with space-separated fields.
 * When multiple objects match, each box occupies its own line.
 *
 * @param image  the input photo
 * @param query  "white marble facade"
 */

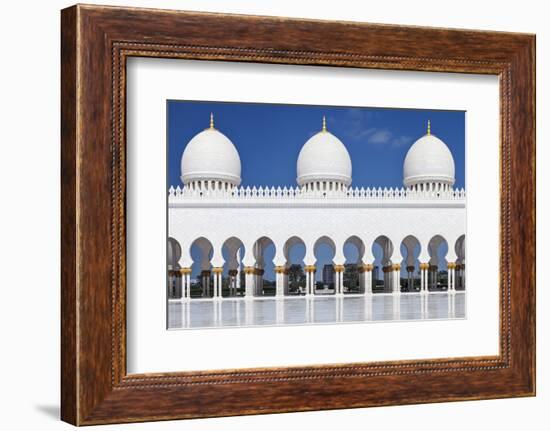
xmin=167 ymin=115 xmax=466 ymax=328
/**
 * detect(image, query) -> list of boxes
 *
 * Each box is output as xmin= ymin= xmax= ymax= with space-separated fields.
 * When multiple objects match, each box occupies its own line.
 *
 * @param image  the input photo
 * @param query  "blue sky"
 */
xmin=167 ymin=100 xmax=465 ymax=190
xmin=168 ymin=100 xmax=465 ymax=281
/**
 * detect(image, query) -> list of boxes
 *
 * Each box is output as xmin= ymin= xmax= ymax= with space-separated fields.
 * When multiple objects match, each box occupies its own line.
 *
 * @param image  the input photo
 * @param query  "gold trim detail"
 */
xmin=361 ymin=264 xmax=374 ymax=272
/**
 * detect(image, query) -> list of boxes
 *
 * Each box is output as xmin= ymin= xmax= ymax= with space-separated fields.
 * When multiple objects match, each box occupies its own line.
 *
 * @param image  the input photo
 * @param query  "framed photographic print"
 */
xmin=61 ymin=4 xmax=536 ymax=425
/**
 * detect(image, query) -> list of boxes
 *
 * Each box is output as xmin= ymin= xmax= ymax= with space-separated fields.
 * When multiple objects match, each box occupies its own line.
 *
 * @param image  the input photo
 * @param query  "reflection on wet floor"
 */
xmin=168 ymin=292 xmax=465 ymax=330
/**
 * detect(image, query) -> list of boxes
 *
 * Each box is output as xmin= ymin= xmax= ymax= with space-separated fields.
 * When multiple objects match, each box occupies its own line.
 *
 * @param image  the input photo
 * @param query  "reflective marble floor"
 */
xmin=168 ymin=292 xmax=465 ymax=330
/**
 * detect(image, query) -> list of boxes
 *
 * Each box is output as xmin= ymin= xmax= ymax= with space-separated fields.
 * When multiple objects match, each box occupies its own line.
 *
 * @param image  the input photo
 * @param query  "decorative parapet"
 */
xmin=168 ymin=185 xmax=466 ymax=201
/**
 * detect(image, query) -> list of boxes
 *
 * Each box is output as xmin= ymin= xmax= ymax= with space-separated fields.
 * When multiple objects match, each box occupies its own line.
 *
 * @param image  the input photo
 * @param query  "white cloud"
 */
xmin=390 ymin=135 xmax=411 ymax=148
xmin=353 ymin=127 xmax=411 ymax=148
xmin=368 ymin=130 xmax=392 ymax=145
xmin=336 ymin=109 xmax=411 ymax=148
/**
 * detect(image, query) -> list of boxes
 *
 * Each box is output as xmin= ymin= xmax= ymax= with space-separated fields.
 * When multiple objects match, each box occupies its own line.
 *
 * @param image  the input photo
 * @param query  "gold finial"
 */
xmin=209 ymin=112 xmax=215 ymax=129
xmin=427 ymin=120 xmax=431 ymax=135
xmin=322 ymin=115 xmax=327 ymax=132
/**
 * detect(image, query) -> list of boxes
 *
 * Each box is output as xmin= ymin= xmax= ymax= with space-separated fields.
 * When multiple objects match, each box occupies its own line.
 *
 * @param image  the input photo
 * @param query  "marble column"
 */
xmin=333 ymin=264 xmax=345 ymax=296
xmin=392 ymin=263 xmax=401 ymax=294
xmin=244 ymin=266 xmax=255 ymax=298
xmin=212 ymin=267 xmax=223 ymax=299
xmin=447 ymin=262 xmax=456 ymax=292
xmin=304 ymin=265 xmax=316 ymax=296
xmin=275 ymin=266 xmax=286 ymax=297
xmin=236 ymin=252 xmax=242 ymax=294
xmin=420 ymin=263 xmax=429 ymax=294
xmin=179 ymin=267 xmax=192 ymax=300
xmin=362 ymin=264 xmax=373 ymax=295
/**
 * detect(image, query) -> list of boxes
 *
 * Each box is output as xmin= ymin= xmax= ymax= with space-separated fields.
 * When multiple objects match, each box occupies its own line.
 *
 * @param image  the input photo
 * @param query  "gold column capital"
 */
xmin=333 ymin=264 xmax=345 ymax=272
xmin=304 ymin=265 xmax=317 ymax=272
xmin=274 ymin=266 xmax=286 ymax=274
xmin=447 ymin=262 xmax=457 ymax=269
xmin=212 ymin=267 xmax=224 ymax=274
xmin=392 ymin=263 xmax=401 ymax=271
xmin=382 ymin=265 xmax=393 ymax=273
xmin=179 ymin=267 xmax=192 ymax=275
xmin=243 ymin=266 xmax=255 ymax=274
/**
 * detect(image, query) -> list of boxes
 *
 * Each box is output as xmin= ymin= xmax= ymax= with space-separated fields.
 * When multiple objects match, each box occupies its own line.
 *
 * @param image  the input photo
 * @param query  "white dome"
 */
xmin=296 ymin=119 xmax=352 ymax=187
xmin=403 ymin=127 xmax=455 ymax=188
xmin=180 ymin=117 xmax=241 ymax=186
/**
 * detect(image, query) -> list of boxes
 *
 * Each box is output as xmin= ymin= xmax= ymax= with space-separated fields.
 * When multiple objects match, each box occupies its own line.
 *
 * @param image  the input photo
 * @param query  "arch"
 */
xmin=283 ymin=236 xmax=306 ymax=296
xmin=454 ymin=234 xmax=466 ymax=291
xmin=222 ymin=237 xmax=245 ymax=297
xmin=372 ymin=235 xmax=394 ymax=293
xmin=400 ymin=235 xmax=421 ymax=292
xmin=167 ymin=237 xmax=182 ymax=270
xmin=167 ymin=237 xmax=182 ymax=299
xmin=343 ymin=235 xmax=366 ymax=294
xmin=313 ymin=236 xmax=337 ymax=294
xmin=454 ymin=234 xmax=466 ymax=261
xmin=252 ymin=236 xmax=276 ymax=296
xmin=190 ymin=237 xmax=214 ymax=298
xmin=427 ymin=235 xmax=449 ymax=291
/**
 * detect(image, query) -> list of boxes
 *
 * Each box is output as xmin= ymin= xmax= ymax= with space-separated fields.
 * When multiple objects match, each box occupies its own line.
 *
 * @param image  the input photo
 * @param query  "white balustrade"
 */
xmin=168 ymin=185 xmax=466 ymax=201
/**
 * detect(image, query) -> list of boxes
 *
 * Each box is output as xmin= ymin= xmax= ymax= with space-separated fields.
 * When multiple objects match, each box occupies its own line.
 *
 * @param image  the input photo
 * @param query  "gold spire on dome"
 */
xmin=322 ymin=115 xmax=327 ymax=132
xmin=427 ymin=120 xmax=431 ymax=135
xmin=208 ymin=112 xmax=215 ymax=130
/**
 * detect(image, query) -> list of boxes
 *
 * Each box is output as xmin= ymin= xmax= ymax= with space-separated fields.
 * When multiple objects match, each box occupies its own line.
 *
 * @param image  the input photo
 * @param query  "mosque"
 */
xmin=167 ymin=114 xmax=466 ymax=302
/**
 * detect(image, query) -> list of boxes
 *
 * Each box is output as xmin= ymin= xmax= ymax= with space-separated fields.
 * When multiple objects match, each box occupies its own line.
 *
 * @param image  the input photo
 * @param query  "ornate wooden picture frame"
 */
xmin=61 ymin=4 xmax=535 ymax=425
